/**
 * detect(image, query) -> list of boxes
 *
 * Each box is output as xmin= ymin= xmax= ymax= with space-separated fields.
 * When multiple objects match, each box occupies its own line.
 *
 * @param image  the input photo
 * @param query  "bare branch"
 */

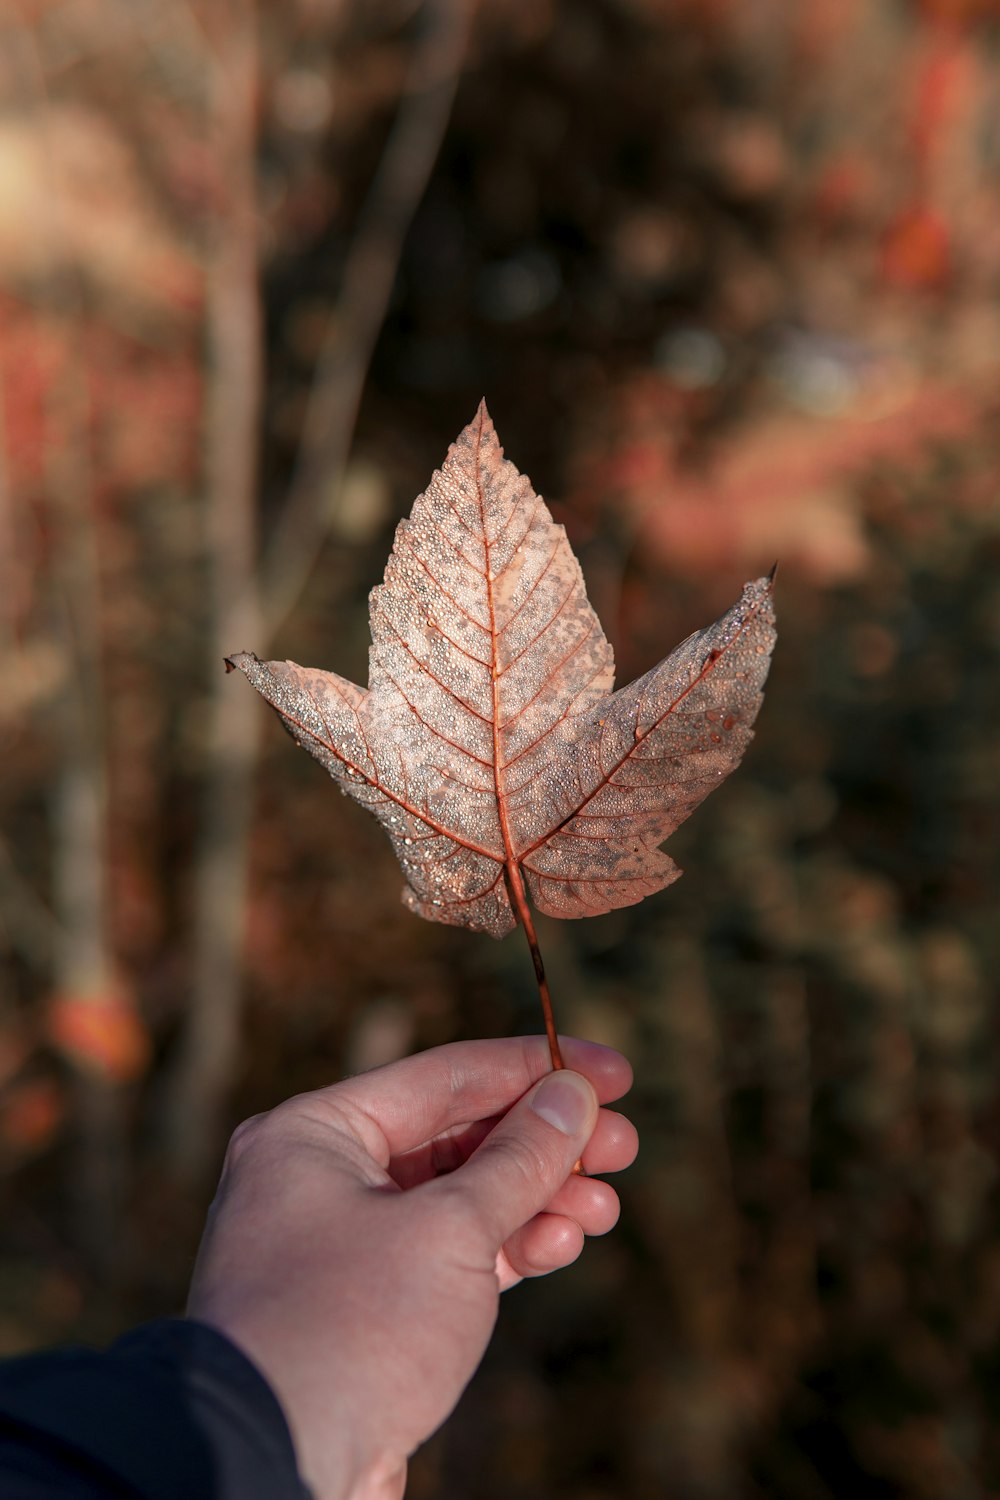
xmin=261 ymin=0 xmax=473 ymax=643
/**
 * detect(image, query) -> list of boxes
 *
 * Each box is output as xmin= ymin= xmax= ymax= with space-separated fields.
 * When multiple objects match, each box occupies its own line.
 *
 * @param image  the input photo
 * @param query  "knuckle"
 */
xmin=224 ymin=1111 xmax=269 ymax=1165
xmin=428 ymin=1177 xmax=494 ymax=1255
xmin=431 ymin=1175 xmax=480 ymax=1234
xmin=482 ymin=1130 xmax=552 ymax=1193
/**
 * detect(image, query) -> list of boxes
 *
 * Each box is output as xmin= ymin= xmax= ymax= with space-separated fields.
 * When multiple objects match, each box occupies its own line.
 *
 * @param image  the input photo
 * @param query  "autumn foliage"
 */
xmin=2 ymin=2 xmax=1000 ymax=1496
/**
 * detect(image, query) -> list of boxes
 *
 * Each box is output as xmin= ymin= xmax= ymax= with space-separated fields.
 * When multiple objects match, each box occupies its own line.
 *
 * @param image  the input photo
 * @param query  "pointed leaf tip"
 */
xmin=471 ymin=400 xmax=501 ymax=450
xmin=225 ymin=651 xmax=259 ymax=675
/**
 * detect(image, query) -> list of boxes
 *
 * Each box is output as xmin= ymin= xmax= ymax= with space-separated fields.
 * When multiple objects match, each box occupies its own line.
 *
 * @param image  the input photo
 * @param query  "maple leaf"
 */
xmin=228 ymin=403 xmax=776 ymax=1066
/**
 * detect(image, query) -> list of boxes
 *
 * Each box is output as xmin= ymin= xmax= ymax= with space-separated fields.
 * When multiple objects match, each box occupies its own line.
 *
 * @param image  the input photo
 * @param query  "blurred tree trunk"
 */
xmin=162 ymin=0 xmax=263 ymax=1181
xmin=164 ymin=0 xmax=472 ymax=1182
xmin=15 ymin=0 xmax=133 ymax=1280
xmin=48 ymin=353 xmax=126 ymax=1285
xmin=262 ymin=0 xmax=474 ymax=640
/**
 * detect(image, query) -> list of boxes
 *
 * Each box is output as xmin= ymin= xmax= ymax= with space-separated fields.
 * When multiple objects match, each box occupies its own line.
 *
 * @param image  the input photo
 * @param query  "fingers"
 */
xmin=581 ymin=1108 xmax=638 ymax=1176
xmin=497 ymin=1174 xmax=622 ymax=1287
xmin=432 ymin=1070 xmax=600 ymax=1246
xmin=389 ymin=1103 xmax=638 ymax=1189
xmin=304 ymin=1036 xmax=632 ymax=1164
xmin=440 ymin=1076 xmax=637 ymax=1286
xmin=497 ymin=1214 xmax=585 ymax=1290
xmin=552 ymin=1038 xmax=633 ymax=1102
xmin=536 ymin=1173 xmax=622 ymax=1238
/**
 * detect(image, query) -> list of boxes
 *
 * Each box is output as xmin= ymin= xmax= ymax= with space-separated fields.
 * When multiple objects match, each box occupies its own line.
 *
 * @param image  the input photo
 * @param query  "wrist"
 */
xmin=190 ymin=1304 xmax=396 ymax=1500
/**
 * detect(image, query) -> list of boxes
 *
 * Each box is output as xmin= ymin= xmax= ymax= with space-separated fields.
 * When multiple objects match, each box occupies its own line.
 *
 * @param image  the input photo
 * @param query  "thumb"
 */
xmin=447 ymin=1070 xmax=599 ymax=1247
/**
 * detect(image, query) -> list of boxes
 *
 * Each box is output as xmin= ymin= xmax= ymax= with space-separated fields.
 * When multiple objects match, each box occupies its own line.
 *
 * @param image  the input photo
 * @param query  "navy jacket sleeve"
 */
xmin=0 ymin=1318 xmax=311 ymax=1499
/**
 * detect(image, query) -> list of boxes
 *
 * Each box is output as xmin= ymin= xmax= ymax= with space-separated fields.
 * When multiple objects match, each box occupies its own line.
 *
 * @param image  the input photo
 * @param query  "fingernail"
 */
xmin=530 ymin=1071 xmax=593 ymax=1136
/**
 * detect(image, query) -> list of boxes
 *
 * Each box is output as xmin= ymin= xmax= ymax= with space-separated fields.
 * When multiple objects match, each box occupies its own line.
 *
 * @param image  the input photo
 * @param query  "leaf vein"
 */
xmin=518 ymin=590 xmax=770 ymax=862
xmin=496 ymin=538 xmax=561 ymax=642
xmin=498 ymin=618 xmax=597 ymax=733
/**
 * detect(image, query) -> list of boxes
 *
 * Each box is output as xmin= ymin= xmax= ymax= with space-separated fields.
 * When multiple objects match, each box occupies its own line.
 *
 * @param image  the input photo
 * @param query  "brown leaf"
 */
xmin=228 ymin=404 xmax=775 ymax=945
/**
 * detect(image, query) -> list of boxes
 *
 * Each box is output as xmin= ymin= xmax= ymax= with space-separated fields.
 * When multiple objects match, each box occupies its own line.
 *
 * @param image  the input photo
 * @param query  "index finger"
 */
xmin=300 ymin=1036 xmax=632 ymax=1165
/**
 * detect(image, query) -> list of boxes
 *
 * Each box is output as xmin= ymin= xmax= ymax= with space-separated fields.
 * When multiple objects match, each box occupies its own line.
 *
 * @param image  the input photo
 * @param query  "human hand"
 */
xmin=187 ymin=1036 xmax=637 ymax=1500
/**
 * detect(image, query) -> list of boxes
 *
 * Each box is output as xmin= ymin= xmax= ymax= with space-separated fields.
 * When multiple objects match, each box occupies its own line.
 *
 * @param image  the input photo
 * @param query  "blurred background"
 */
xmin=2 ymin=0 xmax=1000 ymax=1494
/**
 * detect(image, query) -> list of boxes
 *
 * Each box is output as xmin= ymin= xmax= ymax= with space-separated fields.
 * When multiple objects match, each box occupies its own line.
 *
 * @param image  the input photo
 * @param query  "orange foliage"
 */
xmin=881 ymin=205 xmax=952 ymax=291
xmin=46 ymin=991 xmax=151 ymax=1084
xmin=0 ymin=1078 xmax=64 ymax=1158
xmin=572 ymin=374 xmax=992 ymax=584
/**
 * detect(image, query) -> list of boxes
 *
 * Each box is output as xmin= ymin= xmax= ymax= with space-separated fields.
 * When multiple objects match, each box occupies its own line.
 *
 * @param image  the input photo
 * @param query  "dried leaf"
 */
xmin=229 ymin=404 xmax=775 ymax=1047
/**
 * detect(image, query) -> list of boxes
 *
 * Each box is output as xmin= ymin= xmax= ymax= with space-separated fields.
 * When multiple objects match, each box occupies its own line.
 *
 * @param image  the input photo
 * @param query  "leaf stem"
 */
xmin=505 ymin=861 xmax=564 ymax=1071
xmin=506 ymin=863 xmax=584 ymax=1174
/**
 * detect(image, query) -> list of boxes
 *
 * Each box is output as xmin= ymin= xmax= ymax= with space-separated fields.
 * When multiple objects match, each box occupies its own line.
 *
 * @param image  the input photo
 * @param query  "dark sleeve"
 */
xmin=0 ymin=1318 xmax=311 ymax=1500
